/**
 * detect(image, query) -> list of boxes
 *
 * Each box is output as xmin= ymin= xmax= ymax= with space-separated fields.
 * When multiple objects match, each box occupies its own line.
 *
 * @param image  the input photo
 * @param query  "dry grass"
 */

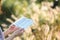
xmin=1 ymin=1 xmax=60 ymax=40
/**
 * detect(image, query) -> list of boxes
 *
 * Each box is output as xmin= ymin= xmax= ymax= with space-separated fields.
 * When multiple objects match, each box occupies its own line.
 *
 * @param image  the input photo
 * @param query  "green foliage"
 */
xmin=24 ymin=14 xmax=31 ymax=18
xmin=2 ymin=0 xmax=16 ymax=16
xmin=36 ymin=0 xmax=44 ymax=4
xmin=48 ymin=0 xmax=54 ymax=2
xmin=54 ymin=13 xmax=60 ymax=25
xmin=2 ymin=0 xmax=15 ymax=7
xmin=39 ymin=15 xmax=47 ymax=26
xmin=58 ymin=0 xmax=60 ymax=6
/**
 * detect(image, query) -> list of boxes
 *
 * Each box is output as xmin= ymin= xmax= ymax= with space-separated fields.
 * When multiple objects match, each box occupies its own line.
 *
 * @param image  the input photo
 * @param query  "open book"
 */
xmin=12 ymin=17 xmax=34 ymax=29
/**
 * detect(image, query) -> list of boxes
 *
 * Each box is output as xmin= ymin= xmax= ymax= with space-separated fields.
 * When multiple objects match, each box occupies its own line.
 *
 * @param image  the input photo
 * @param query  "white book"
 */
xmin=12 ymin=17 xmax=34 ymax=29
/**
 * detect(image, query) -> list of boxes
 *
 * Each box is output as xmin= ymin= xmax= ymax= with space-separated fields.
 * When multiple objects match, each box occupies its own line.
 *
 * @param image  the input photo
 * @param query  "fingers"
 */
xmin=7 ymin=25 xmax=19 ymax=33
xmin=5 ymin=28 xmax=25 ymax=40
xmin=12 ymin=28 xmax=25 ymax=36
xmin=4 ymin=24 xmax=24 ymax=38
xmin=9 ymin=25 xmax=16 ymax=30
xmin=4 ymin=25 xmax=19 ymax=37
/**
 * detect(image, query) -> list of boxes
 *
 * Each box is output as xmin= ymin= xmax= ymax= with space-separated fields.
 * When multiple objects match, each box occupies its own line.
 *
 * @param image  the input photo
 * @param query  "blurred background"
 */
xmin=0 ymin=0 xmax=60 ymax=40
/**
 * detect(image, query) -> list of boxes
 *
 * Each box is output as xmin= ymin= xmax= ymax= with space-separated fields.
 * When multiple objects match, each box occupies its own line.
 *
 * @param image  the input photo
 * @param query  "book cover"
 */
xmin=13 ymin=17 xmax=33 ymax=29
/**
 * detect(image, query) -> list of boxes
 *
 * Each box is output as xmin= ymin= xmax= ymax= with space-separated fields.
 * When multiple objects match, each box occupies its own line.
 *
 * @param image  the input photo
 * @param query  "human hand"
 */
xmin=5 ymin=28 xmax=25 ymax=40
xmin=12 ymin=28 xmax=25 ymax=36
xmin=8 ymin=25 xmax=19 ymax=33
xmin=4 ymin=25 xmax=19 ymax=37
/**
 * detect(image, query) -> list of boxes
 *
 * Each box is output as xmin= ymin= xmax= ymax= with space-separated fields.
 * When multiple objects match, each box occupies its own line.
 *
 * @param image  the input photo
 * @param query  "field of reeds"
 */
xmin=0 ymin=0 xmax=60 ymax=40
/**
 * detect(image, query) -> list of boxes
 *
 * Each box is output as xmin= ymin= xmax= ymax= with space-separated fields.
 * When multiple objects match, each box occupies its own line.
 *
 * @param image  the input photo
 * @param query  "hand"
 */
xmin=8 ymin=25 xmax=19 ymax=33
xmin=4 ymin=25 xmax=19 ymax=37
xmin=5 ymin=28 xmax=25 ymax=40
xmin=12 ymin=28 xmax=25 ymax=36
